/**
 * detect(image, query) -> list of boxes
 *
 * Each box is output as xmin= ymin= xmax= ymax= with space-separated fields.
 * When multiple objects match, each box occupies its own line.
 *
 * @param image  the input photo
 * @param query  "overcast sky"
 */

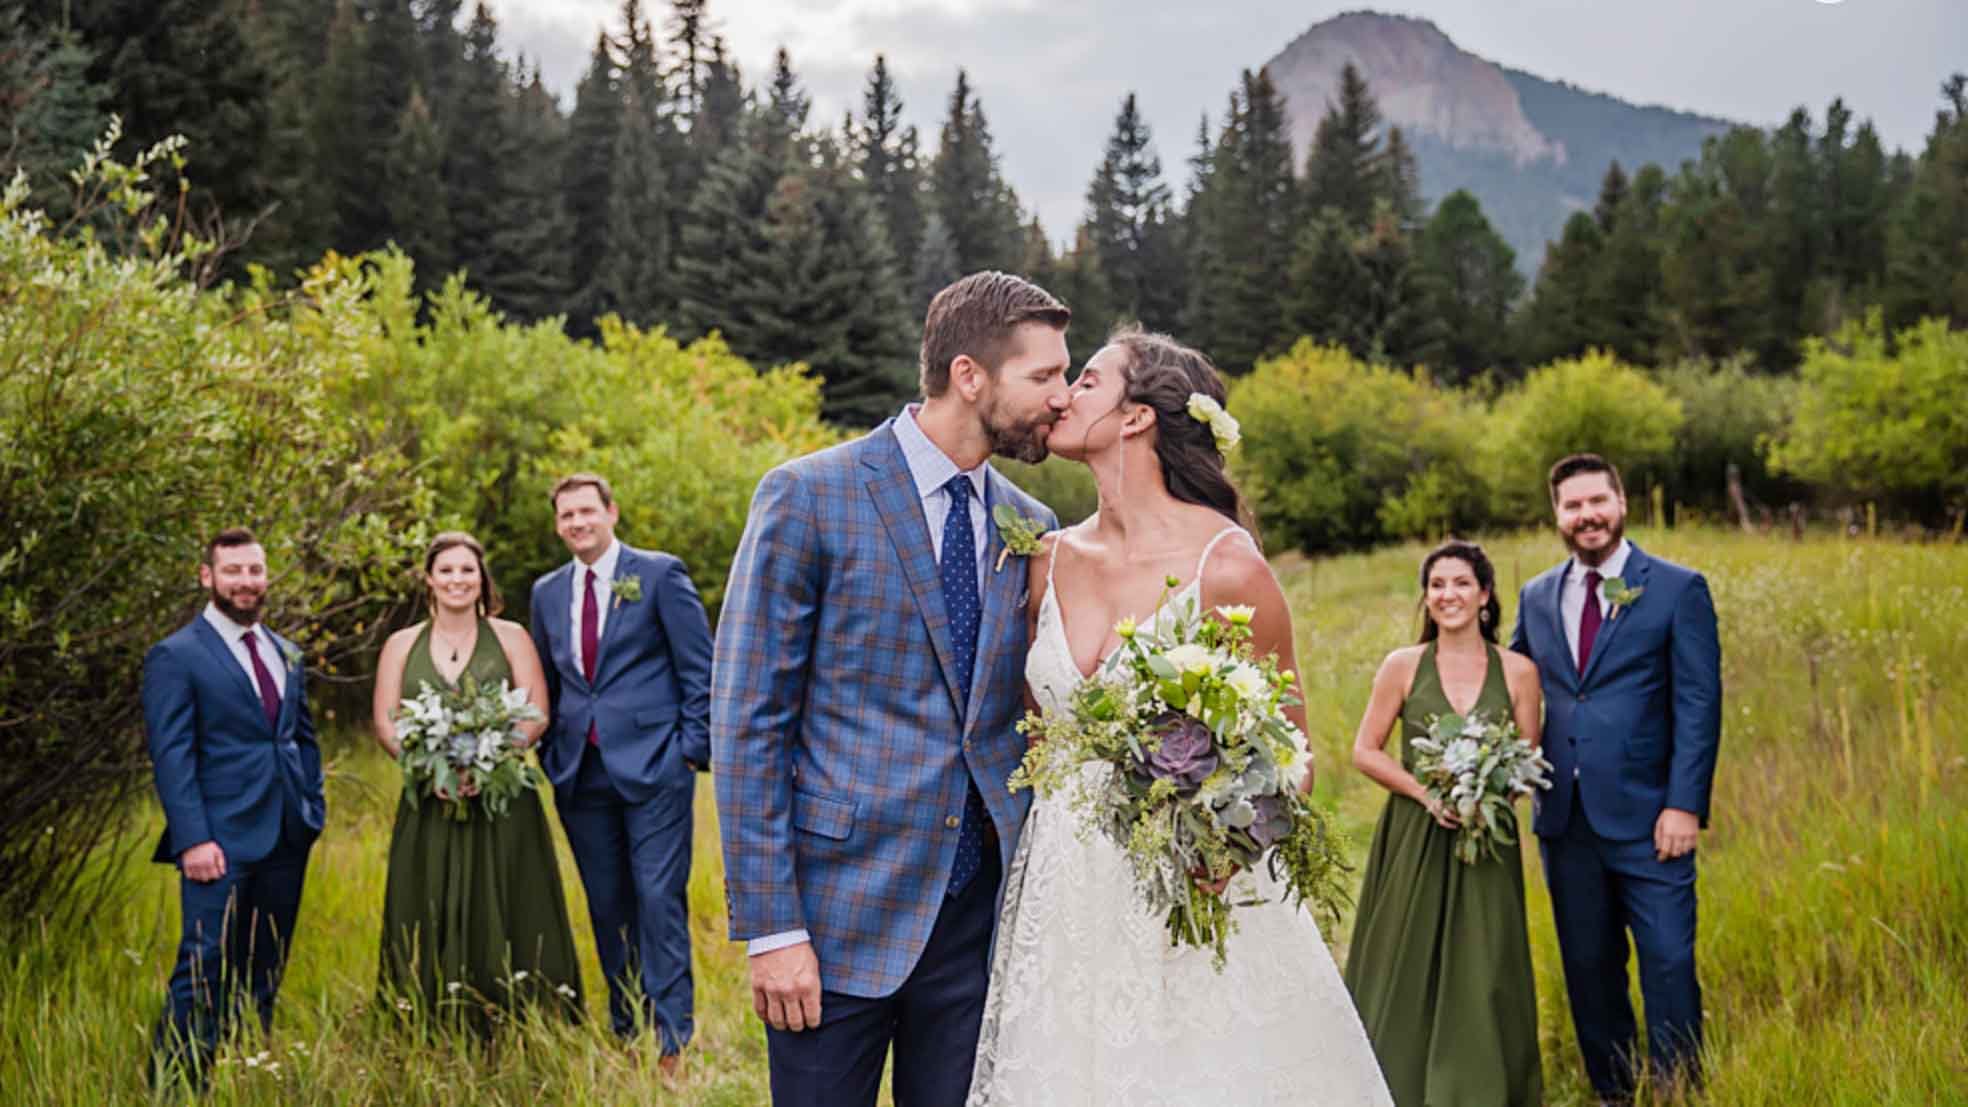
xmin=487 ymin=0 xmax=1967 ymax=239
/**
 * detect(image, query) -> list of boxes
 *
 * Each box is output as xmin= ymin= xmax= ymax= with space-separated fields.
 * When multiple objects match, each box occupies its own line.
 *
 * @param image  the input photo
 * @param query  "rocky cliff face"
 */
xmin=1266 ymin=11 xmax=1563 ymax=166
xmin=1264 ymin=10 xmax=1732 ymax=272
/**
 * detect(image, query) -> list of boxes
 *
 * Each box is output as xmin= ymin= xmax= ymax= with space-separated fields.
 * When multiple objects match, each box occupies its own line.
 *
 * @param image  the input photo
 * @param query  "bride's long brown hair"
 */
xmin=1105 ymin=325 xmax=1258 ymax=538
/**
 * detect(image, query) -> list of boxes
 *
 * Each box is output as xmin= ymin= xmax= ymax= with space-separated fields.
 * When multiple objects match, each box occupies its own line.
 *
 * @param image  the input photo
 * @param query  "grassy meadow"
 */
xmin=3 ymin=526 xmax=1964 ymax=1105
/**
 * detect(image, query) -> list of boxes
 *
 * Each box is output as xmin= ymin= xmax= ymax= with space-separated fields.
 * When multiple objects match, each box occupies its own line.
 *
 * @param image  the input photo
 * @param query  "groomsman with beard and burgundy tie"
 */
xmin=1510 ymin=454 xmax=1723 ymax=1104
xmin=529 ymin=474 xmax=714 ymax=1074
xmin=142 ymin=528 xmax=325 ymax=1090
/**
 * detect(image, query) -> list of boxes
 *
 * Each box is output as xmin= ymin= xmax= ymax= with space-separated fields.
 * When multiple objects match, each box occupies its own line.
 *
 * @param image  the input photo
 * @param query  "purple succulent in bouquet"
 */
xmin=1141 ymin=713 xmax=1219 ymax=793
xmin=1247 ymin=794 xmax=1294 ymax=849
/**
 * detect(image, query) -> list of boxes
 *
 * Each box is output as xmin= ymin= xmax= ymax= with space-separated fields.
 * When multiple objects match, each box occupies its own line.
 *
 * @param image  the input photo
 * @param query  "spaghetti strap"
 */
xmin=1194 ymin=525 xmax=1248 ymax=580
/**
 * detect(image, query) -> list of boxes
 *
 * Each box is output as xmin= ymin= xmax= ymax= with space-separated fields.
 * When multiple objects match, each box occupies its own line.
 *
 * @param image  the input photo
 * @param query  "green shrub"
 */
xmin=1767 ymin=313 xmax=1968 ymax=519
xmin=323 ymin=253 xmax=840 ymax=617
xmin=0 ymin=138 xmax=428 ymax=922
xmin=1651 ymin=356 xmax=1803 ymax=520
xmin=1481 ymin=349 xmax=1683 ymax=523
xmin=1229 ymin=340 xmax=1487 ymax=554
xmin=997 ymin=455 xmax=1099 ymax=526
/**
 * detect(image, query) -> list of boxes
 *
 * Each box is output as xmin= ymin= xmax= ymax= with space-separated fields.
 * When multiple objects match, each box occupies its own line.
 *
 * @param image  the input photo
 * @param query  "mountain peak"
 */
xmin=1266 ymin=10 xmax=1564 ymax=166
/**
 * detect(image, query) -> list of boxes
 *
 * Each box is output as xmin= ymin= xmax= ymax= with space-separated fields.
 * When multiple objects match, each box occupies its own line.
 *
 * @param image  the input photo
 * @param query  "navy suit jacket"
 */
xmin=1510 ymin=543 xmax=1723 ymax=842
xmin=142 ymin=618 xmax=326 ymax=866
xmin=530 ymin=544 xmax=714 ymax=805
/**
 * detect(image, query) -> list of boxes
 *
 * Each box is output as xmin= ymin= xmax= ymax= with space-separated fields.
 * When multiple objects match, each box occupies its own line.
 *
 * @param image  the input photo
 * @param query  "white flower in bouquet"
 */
xmin=1408 ymin=709 xmax=1554 ymax=864
xmin=1011 ymin=584 xmax=1352 ymax=970
xmin=392 ymin=673 xmax=544 ymax=821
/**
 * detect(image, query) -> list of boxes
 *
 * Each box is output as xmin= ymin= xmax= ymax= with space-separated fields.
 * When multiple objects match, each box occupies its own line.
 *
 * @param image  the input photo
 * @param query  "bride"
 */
xmin=967 ymin=328 xmax=1392 ymax=1106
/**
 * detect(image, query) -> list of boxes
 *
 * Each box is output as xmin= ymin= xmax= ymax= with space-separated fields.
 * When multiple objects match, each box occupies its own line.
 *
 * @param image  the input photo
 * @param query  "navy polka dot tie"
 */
xmin=940 ymin=475 xmax=988 ymax=897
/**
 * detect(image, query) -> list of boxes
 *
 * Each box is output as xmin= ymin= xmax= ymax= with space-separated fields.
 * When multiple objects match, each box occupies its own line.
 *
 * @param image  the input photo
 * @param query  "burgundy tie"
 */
xmin=1577 ymin=569 xmax=1603 ymax=674
xmin=240 ymin=630 xmax=283 ymax=731
xmin=582 ymin=568 xmax=600 ymax=745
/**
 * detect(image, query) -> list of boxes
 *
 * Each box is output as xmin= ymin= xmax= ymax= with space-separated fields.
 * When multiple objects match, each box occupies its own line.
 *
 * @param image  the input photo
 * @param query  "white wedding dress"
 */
xmin=968 ymin=527 xmax=1393 ymax=1107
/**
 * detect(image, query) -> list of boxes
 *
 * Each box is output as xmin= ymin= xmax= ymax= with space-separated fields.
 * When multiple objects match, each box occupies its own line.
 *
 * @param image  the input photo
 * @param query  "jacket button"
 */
xmin=945 ymin=815 xmax=960 ymax=829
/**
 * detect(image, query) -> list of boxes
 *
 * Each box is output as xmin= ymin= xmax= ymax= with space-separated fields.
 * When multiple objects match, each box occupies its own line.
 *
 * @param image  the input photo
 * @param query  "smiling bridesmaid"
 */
xmin=1342 ymin=540 xmax=1545 ymax=1107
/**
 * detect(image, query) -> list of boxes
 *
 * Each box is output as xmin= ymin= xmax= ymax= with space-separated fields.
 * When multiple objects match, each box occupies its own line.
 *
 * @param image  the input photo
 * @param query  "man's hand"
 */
xmin=749 ymin=941 xmax=822 ymax=1032
xmin=179 ymin=840 xmax=227 ymax=883
xmin=1654 ymin=807 xmax=1700 ymax=861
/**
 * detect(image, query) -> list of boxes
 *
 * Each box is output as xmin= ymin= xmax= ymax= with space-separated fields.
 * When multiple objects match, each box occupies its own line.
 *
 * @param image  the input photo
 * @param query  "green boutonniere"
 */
xmin=992 ymin=503 xmax=1048 ymax=573
xmin=278 ymin=639 xmax=303 ymax=670
xmin=611 ymin=575 xmax=643 ymax=609
xmin=1602 ymin=576 xmax=1645 ymax=619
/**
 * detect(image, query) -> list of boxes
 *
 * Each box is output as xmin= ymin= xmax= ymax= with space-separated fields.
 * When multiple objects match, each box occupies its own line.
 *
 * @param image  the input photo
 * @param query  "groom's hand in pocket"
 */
xmin=751 ymin=941 xmax=823 ymax=1032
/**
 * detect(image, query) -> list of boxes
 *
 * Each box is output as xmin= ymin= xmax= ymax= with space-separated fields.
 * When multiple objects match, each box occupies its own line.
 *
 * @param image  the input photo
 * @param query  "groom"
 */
xmin=1510 ymin=453 xmax=1722 ymax=1103
xmin=530 ymin=473 xmax=713 ymax=1068
xmin=143 ymin=528 xmax=325 ymax=1088
xmin=713 ymin=271 xmax=1070 ymax=1105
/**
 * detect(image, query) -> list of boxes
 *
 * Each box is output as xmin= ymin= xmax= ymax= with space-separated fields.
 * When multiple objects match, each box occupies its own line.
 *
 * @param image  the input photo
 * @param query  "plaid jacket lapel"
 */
xmin=863 ymin=429 xmax=966 ymax=718
xmin=966 ymin=468 xmax=1025 ymax=735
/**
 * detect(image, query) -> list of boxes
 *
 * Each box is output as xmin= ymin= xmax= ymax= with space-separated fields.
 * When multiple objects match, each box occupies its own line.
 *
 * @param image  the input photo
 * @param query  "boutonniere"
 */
xmin=1602 ymin=576 xmax=1644 ymax=619
xmin=277 ymin=639 xmax=303 ymax=670
xmin=610 ymin=574 xmax=643 ymax=610
xmin=992 ymin=503 xmax=1048 ymax=573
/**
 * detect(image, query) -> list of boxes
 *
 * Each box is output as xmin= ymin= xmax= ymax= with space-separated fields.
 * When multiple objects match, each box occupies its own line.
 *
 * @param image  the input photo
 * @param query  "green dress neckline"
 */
xmin=404 ymin=618 xmax=506 ymax=695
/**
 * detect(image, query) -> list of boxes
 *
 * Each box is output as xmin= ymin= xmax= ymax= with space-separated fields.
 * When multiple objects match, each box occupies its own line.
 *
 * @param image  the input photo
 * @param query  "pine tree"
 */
xmin=1187 ymin=71 xmax=1296 ymax=372
xmin=1516 ymin=211 xmax=1609 ymax=363
xmin=674 ymin=112 xmax=789 ymax=344
xmin=1884 ymin=74 xmax=1968 ymax=328
xmin=1411 ymin=189 xmax=1522 ymax=381
xmin=440 ymin=3 xmax=506 ymax=292
xmin=478 ymin=65 xmax=572 ymax=320
xmin=387 ymin=87 xmax=453 ymax=287
xmin=563 ymin=31 xmax=624 ymax=329
xmin=0 ymin=12 xmax=107 ymax=218
xmin=1377 ymin=125 xmax=1422 ymax=229
xmin=1594 ymin=160 xmax=1630 ymax=233
xmin=850 ymin=54 xmax=925 ymax=269
xmin=928 ymin=70 xmax=1023 ymax=274
xmin=1595 ymin=163 xmax=1671 ymax=362
xmin=1082 ymin=93 xmax=1174 ymax=332
xmin=1301 ymin=61 xmax=1381 ymax=230
xmin=912 ymin=210 xmax=962 ymax=313
xmin=595 ymin=2 xmax=676 ymax=328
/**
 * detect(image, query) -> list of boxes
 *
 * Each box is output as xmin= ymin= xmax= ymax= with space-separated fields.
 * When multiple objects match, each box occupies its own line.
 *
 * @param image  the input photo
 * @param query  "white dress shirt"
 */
xmin=747 ymin=405 xmax=993 ymax=958
xmin=1560 ymin=538 xmax=1633 ymax=663
xmin=569 ymin=538 xmax=624 ymax=673
xmin=202 ymin=602 xmax=287 ymax=701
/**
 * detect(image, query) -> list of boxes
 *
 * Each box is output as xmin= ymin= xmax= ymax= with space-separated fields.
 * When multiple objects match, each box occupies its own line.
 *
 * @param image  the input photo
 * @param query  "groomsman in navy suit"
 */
xmin=530 ymin=473 xmax=713 ymax=1073
xmin=143 ymin=528 xmax=325 ymax=1088
xmin=1510 ymin=454 xmax=1722 ymax=1103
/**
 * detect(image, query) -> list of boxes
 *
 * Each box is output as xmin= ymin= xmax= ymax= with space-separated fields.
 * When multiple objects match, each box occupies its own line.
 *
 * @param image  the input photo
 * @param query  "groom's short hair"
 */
xmin=550 ymin=472 xmax=615 ymax=510
xmin=919 ymin=271 xmax=1070 ymax=398
xmin=1548 ymin=453 xmax=1624 ymax=501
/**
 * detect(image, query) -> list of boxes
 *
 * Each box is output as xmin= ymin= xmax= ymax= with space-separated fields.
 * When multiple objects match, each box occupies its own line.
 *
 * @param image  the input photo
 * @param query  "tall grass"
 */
xmin=4 ymin=528 xmax=1963 ymax=1104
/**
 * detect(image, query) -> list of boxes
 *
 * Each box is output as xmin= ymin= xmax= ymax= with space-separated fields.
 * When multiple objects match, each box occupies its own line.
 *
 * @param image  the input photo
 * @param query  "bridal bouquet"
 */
xmin=393 ymin=675 xmax=544 ymax=821
xmin=1010 ymin=583 xmax=1352 ymax=969
xmin=1408 ymin=709 xmax=1553 ymax=864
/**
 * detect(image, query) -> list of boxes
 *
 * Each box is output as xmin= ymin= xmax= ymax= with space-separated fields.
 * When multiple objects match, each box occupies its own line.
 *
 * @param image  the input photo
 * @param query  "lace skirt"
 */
xmin=968 ymin=788 xmax=1394 ymax=1106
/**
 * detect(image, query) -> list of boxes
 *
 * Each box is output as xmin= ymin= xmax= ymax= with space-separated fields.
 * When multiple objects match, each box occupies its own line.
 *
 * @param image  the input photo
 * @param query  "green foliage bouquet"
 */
xmin=1408 ymin=710 xmax=1553 ymax=864
xmin=1011 ymin=584 xmax=1352 ymax=969
xmin=392 ymin=676 xmax=544 ymax=821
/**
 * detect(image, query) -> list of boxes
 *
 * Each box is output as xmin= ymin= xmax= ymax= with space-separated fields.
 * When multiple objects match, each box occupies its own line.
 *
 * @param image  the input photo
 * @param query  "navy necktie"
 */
xmin=939 ymin=475 xmax=988 ymax=896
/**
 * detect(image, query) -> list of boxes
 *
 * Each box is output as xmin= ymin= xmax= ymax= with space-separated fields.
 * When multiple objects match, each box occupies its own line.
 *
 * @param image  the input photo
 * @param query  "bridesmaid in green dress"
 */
xmin=371 ymin=532 xmax=584 ymax=1034
xmin=1344 ymin=540 xmax=1545 ymax=1106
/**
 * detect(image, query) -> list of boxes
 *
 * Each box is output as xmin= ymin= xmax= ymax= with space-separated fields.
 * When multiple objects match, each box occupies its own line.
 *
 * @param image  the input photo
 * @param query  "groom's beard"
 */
xmin=982 ymin=397 xmax=1056 ymax=465
xmin=1563 ymin=514 xmax=1626 ymax=567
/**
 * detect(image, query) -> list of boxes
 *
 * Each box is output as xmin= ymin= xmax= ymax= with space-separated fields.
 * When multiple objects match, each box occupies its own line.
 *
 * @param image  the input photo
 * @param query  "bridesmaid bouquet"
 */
xmin=393 ymin=675 xmax=544 ymax=821
xmin=1408 ymin=710 xmax=1553 ymax=863
xmin=1010 ymin=581 xmax=1352 ymax=969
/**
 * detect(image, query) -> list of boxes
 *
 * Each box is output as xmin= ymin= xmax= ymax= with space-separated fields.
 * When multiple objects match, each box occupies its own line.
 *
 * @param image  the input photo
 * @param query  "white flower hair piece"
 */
xmin=1185 ymin=392 xmax=1241 ymax=452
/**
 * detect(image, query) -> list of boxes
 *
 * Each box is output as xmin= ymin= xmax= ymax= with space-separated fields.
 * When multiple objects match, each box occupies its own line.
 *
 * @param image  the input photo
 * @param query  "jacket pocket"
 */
xmin=791 ymin=787 xmax=856 ymax=841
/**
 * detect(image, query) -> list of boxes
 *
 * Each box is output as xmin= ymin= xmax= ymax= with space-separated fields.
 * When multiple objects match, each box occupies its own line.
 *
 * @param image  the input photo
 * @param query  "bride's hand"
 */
xmin=1190 ymin=866 xmax=1232 ymax=896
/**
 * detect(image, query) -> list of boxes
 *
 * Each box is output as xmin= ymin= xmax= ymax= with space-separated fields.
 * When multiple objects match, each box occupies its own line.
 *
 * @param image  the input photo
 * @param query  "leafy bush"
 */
xmin=322 ymin=252 xmax=840 ymax=617
xmin=1229 ymin=340 xmax=1487 ymax=554
xmin=1481 ymin=349 xmax=1683 ymax=523
xmin=997 ymin=456 xmax=1099 ymax=526
xmin=0 ymin=135 xmax=428 ymax=922
xmin=1767 ymin=313 xmax=1968 ymax=519
xmin=1654 ymin=357 xmax=1803 ymax=518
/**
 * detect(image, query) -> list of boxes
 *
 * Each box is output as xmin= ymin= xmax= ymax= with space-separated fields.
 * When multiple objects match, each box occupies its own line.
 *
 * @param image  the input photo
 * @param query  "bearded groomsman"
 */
xmin=1510 ymin=454 xmax=1722 ymax=1103
xmin=144 ymin=528 xmax=325 ymax=1089
xmin=530 ymin=474 xmax=713 ymax=1073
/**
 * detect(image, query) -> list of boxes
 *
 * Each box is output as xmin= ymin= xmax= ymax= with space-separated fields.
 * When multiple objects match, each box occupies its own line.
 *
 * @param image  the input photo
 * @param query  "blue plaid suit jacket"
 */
xmin=711 ymin=420 xmax=1057 ymax=999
